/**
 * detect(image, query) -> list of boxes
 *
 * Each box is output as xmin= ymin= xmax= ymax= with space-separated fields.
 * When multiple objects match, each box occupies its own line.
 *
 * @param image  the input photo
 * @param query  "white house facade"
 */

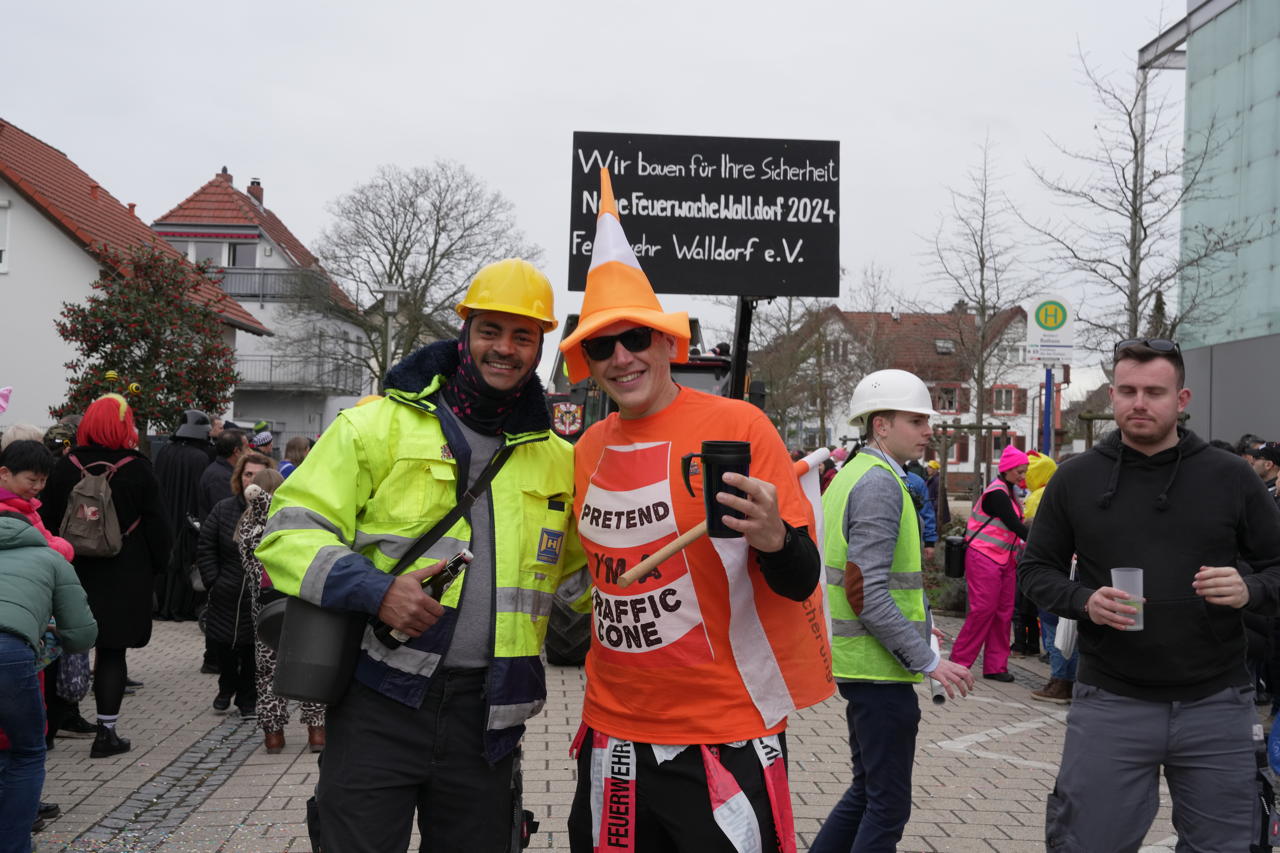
xmin=0 ymin=120 xmax=266 ymax=430
xmin=152 ymin=170 xmax=371 ymax=445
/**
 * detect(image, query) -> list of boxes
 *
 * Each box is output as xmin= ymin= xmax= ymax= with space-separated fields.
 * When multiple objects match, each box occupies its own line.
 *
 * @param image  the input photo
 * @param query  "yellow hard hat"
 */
xmin=456 ymin=259 xmax=557 ymax=332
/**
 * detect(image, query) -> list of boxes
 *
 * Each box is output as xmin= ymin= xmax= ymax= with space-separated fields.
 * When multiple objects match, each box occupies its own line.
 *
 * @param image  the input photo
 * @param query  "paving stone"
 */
xmin=34 ymin=612 xmax=1199 ymax=852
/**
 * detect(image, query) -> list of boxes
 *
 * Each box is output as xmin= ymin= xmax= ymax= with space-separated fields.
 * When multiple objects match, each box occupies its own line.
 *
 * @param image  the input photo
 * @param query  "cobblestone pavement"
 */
xmin=33 ymin=616 xmax=1192 ymax=852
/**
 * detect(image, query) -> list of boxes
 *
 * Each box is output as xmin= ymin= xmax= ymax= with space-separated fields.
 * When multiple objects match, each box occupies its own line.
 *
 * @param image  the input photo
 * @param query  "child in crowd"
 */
xmin=0 ymin=441 xmax=74 ymax=562
xmin=0 ymin=510 xmax=97 ymax=852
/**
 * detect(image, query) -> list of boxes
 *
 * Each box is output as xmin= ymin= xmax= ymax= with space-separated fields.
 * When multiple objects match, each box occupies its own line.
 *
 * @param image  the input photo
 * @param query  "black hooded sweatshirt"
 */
xmin=1019 ymin=427 xmax=1280 ymax=702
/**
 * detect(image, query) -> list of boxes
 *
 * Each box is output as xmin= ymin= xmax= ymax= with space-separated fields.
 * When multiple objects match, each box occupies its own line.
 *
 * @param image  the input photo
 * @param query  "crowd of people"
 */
xmin=0 ymin=401 xmax=318 ymax=851
xmin=2 ymin=168 xmax=1278 ymax=853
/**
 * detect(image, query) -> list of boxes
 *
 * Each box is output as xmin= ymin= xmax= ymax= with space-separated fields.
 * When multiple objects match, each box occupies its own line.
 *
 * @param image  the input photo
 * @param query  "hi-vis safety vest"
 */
xmin=967 ymin=478 xmax=1023 ymax=566
xmin=822 ymin=452 xmax=927 ymax=683
xmin=257 ymin=377 xmax=584 ymax=762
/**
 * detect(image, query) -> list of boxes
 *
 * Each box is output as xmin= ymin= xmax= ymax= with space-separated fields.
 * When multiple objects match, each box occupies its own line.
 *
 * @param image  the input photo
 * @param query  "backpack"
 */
xmin=58 ymin=454 xmax=138 ymax=558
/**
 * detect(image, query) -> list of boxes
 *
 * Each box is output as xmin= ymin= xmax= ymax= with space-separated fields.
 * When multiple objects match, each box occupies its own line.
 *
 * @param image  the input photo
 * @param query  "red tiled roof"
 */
xmin=0 ymin=119 xmax=269 ymax=335
xmin=827 ymin=305 xmax=1026 ymax=382
xmin=838 ymin=309 xmax=974 ymax=381
xmin=983 ymin=305 xmax=1026 ymax=348
xmin=154 ymin=172 xmax=357 ymax=313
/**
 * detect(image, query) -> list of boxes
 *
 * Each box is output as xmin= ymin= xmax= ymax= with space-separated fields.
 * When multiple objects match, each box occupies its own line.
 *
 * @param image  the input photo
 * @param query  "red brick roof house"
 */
xmin=152 ymin=170 xmax=370 ymax=442
xmin=783 ymin=303 xmax=1038 ymax=491
xmin=0 ymin=119 xmax=268 ymax=426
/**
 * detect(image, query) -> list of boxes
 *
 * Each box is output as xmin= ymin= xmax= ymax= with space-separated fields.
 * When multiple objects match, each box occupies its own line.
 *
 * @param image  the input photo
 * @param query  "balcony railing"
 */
xmin=213 ymin=267 xmax=332 ymax=304
xmin=236 ymin=355 xmax=369 ymax=396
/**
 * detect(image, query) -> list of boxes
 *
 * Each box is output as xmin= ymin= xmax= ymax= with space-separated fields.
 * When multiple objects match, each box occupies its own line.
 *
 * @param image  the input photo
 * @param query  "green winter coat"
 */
xmin=0 ymin=516 xmax=97 ymax=652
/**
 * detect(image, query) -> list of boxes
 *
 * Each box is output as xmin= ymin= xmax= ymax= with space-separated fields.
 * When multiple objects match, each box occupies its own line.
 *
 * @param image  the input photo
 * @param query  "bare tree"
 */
xmin=841 ymin=262 xmax=899 ymax=380
xmin=1024 ymin=54 xmax=1269 ymax=352
xmin=742 ymin=295 xmax=829 ymax=446
xmin=717 ymin=263 xmax=901 ymax=447
xmin=931 ymin=136 xmax=1037 ymax=471
xmin=274 ymin=162 xmax=541 ymax=385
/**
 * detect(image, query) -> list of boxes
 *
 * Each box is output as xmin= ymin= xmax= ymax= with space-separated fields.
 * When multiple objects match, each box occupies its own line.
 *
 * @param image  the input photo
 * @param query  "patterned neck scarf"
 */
xmin=441 ymin=316 xmax=543 ymax=436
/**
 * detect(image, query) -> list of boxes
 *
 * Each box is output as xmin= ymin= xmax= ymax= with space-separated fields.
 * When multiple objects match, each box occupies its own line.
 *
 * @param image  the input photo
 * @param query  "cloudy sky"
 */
xmin=7 ymin=1 xmax=1182 ymax=360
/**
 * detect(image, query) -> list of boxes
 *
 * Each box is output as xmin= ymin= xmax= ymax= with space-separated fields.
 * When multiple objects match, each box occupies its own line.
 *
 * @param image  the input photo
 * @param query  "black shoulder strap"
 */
xmin=962 ymin=515 xmax=993 ymax=548
xmin=963 ymin=486 xmax=996 ymax=547
xmin=389 ymin=443 xmax=516 ymax=576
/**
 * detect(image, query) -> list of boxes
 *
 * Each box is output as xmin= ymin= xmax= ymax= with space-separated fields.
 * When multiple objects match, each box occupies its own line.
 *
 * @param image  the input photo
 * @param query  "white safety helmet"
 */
xmin=848 ymin=369 xmax=938 ymax=426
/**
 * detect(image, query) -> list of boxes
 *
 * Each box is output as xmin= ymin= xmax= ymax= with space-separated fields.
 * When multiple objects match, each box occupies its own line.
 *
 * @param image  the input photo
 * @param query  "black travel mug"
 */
xmin=681 ymin=440 xmax=751 ymax=538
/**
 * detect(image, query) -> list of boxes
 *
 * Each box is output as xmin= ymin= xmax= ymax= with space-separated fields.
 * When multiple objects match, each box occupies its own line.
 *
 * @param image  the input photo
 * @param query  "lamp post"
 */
xmin=373 ymin=287 xmax=407 ymax=392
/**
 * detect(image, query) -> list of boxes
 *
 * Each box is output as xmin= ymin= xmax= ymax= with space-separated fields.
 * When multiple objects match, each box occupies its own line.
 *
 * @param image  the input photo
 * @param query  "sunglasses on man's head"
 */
xmin=581 ymin=327 xmax=654 ymax=361
xmin=1114 ymin=338 xmax=1181 ymax=356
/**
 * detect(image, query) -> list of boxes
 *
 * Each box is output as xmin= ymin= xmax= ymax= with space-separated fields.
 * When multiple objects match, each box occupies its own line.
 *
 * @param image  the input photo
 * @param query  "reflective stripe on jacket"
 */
xmin=822 ymin=452 xmax=927 ymax=683
xmin=257 ymin=372 xmax=584 ymax=762
xmin=967 ymin=478 xmax=1023 ymax=566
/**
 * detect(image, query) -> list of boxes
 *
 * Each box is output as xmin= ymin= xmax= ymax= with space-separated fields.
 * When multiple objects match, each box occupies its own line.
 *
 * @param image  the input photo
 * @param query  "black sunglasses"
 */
xmin=1115 ymin=338 xmax=1181 ymax=356
xmin=581 ymin=327 xmax=654 ymax=361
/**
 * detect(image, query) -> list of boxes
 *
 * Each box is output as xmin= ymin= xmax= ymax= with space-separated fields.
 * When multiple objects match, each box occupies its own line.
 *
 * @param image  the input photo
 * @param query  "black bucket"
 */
xmin=256 ymin=595 xmax=287 ymax=651
xmin=943 ymin=536 xmax=967 ymax=579
xmin=272 ymin=597 xmax=366 ymax=704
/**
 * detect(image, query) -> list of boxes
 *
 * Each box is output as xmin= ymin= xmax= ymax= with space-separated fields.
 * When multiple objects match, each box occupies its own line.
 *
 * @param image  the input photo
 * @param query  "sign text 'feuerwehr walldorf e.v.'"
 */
xmin=568 ymin=131 xmax=840 ymax=298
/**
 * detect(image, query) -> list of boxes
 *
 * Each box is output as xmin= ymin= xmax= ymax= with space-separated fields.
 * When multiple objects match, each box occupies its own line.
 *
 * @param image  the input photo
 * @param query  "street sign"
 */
xmin=1026 ymin=298 xmax=1074 ymax=364
xmin=568 ymin=131 xmax=840 ymax=297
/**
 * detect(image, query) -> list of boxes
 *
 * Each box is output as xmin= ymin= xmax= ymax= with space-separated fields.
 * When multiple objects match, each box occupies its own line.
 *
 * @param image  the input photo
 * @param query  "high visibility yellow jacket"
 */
xmin=257 ymin=342 xmax=585 ymax=761
xmin=822 ymin=452 xmax=928 ymax=683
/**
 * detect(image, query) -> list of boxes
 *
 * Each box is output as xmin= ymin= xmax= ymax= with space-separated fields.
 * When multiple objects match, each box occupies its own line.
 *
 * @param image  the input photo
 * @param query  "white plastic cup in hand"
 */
xmin=1110 ymin=567 xmax=1144 ymax=631
xmin=928 ymin=635 xmax=946 ymax=705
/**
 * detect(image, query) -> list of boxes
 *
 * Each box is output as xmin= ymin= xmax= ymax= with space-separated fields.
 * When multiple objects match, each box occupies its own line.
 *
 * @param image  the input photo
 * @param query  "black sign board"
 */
xmin=568 ymin=131 xmax=839 ymax=298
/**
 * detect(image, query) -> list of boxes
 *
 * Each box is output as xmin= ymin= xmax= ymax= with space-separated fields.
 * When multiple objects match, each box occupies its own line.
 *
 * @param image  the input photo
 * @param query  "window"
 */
xmin=935 ymin=339 xmax=955 ymax=354
xmin=992 ymin=387 xmax=1015 ymax=414
xmin=804 ymin=427 xmax=827 ymax=448
xmin=934 ymin=386 xmax=958 ymax=413
xmin=194 ymin=242 xmax=223 ymax=267
xmin=990 ymin=432 xmax=1026 ymax=461
xmin=229 ymin=242 xmax=257 ymax=268
xmin=988 ymin=385 xmax=1026 ymax=415
xmin=944 ymin=430 xmax=969 ymax=464
xmin=997 ymin=342 xmax=1026 ymax=364
xmin=932 ymin=384 xmax=970 ymax=414
xmin=166 ymin=239 xmax=190 ymax=260
xmin=823 ymin=339 xmax=850 ymax=362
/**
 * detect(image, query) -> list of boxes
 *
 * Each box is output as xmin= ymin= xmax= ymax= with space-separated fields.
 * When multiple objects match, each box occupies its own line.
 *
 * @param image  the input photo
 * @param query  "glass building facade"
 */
xmin=1180 ymin=0 xmax=1280 ymax=348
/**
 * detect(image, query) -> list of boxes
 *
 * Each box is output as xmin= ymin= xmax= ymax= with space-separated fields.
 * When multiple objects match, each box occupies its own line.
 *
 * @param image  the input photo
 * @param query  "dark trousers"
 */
xmin=316 ymin=670 xmax=516 ymax=853
xmin=1047 ymin=683 xmax=1255 ymax=852
xmin=567 ymin=728 xmax=784 ymax=853
xmin=811 ymin=682 xmax=921 ymax=853
xmin=43 ymin=656 xmax=75 ymax=733
xmin=0 ymin=633 xmax=44 ymax=852
xmin=1268 ymin=619 xmax=1280 ymax=708
xmin=211 ymin=642 xmax=255 ymax=711
xmin=1011 ymin=582 xmax=1040 ymax=654
xmin=203 ymin=634 xmax=218 ymax=670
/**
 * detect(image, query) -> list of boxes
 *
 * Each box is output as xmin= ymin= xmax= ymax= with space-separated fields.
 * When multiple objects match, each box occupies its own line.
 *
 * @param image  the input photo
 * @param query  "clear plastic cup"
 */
xmin=1110 ymin=567 xmax=1144 ymax=631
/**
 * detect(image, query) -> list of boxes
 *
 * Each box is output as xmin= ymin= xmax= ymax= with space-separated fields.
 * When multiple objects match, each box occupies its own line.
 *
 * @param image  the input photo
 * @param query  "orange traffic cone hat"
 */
xmin=559 ymin=168 xmax=690 ymax=383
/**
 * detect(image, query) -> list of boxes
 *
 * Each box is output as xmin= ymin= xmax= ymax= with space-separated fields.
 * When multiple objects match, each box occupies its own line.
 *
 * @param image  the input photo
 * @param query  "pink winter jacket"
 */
xmin=0 ymin=489 xmax=75 ymax=561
